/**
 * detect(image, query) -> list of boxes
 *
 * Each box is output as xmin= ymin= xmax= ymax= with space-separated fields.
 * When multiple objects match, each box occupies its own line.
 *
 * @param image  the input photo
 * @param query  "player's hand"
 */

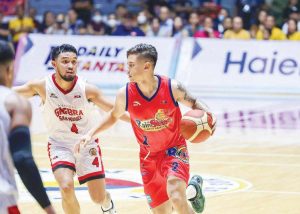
xmin=207 ymin=112 xmax=217 ymax=134
xmin=74 ymin=134 xmax=92 ymax=154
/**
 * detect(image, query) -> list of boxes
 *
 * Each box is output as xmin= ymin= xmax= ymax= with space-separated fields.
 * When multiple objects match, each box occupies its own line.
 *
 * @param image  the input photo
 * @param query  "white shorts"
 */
xmin=0 ymin=195 xmax=19 ymax=214
xmin=47 ymin=139 xmax=105 ymax=184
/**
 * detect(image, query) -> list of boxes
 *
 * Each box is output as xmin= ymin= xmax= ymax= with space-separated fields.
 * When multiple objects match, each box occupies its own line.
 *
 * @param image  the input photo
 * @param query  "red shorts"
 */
xmin=140 ymin=145 xmax=190 ymax=208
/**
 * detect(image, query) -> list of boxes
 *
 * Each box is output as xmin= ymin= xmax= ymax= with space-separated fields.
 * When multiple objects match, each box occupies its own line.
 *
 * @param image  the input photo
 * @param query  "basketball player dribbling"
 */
xmin=78 ymin=43 xmax=216 ymax=213
xmin=14 ymin=44 xmax=129 ymax=214
xmin=0 ymin=41 xmax=56 ymax=214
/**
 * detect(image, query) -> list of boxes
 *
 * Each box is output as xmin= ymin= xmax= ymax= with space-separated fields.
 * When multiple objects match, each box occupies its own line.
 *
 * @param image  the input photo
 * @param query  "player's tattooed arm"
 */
xmin=173 ymin=80 xmax=208 ymax=111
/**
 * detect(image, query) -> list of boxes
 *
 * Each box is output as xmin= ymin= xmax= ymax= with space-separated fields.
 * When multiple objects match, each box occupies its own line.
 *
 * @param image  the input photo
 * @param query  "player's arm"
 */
xmin=85 ymin=83 xmax=130 ymax=122
xmin=171 ymin=79 xmax=209 ymax=111
xmin=171 ymin=79 xmax=216 ymax=129
xmin=5 ymin=93 xmax=56 ymax=214
xmin=76 ymin=87 xmax=127 ymax=152
xmin=13 ymin=79 xmax=44 ymax=98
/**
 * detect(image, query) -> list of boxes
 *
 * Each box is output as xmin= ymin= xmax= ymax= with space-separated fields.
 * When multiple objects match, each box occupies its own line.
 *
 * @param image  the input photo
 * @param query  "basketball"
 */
xmin=180 ymin=109 xmax=216 ymax=143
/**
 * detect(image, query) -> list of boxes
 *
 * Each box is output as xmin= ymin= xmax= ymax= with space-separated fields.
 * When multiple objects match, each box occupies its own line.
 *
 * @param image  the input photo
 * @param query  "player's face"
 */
xmin=52 ymin=52 xmax=77 ymax=82
xmin=127 ymin=54 xmax=146 ymax=82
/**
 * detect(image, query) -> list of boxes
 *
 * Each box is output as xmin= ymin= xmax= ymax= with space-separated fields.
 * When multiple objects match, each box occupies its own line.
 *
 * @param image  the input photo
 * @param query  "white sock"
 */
xmin=102 ymin=200 xmax=113 ymax=210
xmin=186 ymin=185 xmax=197 ymax=200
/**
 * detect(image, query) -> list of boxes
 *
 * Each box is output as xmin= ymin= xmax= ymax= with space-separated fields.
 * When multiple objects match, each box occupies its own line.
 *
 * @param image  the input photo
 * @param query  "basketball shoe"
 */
xmin=188 ymin=175 xmax=205 ymax=213
xmin=101 ymin=200 xmax=116 ymax=214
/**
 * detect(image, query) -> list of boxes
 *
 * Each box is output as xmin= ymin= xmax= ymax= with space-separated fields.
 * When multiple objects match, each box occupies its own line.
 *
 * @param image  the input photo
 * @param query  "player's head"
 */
xmin=51 ymin=44 xmax=78 ymax=82
xmin=0 ymin=41 xmax=15 ymax=88
xmin=126 ymin=43 xmax=157 ymax=82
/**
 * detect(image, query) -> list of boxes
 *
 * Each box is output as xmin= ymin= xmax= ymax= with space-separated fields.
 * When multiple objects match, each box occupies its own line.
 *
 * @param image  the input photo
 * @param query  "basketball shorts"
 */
xmin=47 ymin=139 xmax=105 ymax=184
xmin=140 ymin=144 xmax=190 ymax=208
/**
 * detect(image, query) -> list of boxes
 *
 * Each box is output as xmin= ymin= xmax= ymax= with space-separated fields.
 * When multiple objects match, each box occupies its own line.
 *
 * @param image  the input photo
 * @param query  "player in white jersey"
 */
xmin=0 ymin=41 xmax=56 ymax=214
xmin=14 ymin=44 xmax=128 ymax=214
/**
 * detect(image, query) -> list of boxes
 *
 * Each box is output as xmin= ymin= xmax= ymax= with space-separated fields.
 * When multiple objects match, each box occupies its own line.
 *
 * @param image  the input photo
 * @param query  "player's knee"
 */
xmin=167 ymin=179 xmax=185 ymax=206
xmin=90 ymin=191 xmax=106 ymax=205
xmin=60 ymin=180 xmax=74 ymax=195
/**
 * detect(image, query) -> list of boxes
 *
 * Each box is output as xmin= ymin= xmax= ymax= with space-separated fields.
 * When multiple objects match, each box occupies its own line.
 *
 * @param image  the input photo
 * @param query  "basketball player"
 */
xmin=0 ymin=41 xmax=56 ymax=213
xmin=13 ymin=44 xmax=127 ymax=214
xmin=78 ymin=43 xmax=216 ymax=213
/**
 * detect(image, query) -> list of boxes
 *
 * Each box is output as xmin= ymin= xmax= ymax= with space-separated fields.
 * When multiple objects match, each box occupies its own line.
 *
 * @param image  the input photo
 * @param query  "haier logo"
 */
xmin=224 ymin=51 xmax=299 ymax=75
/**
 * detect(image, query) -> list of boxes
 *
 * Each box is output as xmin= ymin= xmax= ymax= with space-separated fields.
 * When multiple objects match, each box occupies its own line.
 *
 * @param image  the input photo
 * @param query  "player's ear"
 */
xmin=51 ymin=60 xmax=56 ymax=68
xmin=144 ymin=61 xmax=151 ymax=70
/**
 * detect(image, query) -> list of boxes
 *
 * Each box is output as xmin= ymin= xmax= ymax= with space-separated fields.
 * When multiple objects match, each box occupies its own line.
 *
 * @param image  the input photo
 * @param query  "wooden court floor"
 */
xmin=17 ymin=98 xmax=300 ymax=214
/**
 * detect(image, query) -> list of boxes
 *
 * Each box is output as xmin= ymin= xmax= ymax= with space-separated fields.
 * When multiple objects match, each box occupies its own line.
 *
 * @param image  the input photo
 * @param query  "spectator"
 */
xmin=146 ymin=16 xmax=161 ymax=36
xmin=88 ymin=10 xmax=111 ymax=35
xmin=0 ymin=12 xmax=10 ymax=41
xmin=168 ymin=0 xmax=195 ymax=20
xmin=115 ymin=3 xmax=128 ymax=24
xmin=220 ymin=16 xmax=233 ymax=36
xmin=194 ymin=16 xmax=221 ymax=38
xmin=283 ymin=0 xmax=300 ymax=21
xmin=282 ymin=10 xmax=300 ymax=34
xmin=8 ymin=5 xmax=34 ymax=48
xmin=250 ymin=9 xmax=267 ymax=38
xmin=46 ymin=13 xmax=68 ymax=35
xmin=286 ymin=18 xmax=300 ymax=40
xmin=66 ymin=9 xmax=84 ymax=34
xmin=235 ymin=0 xmax=265 ymax=30
xmin=224 ymin=16 xmax=250 ymax=39
xmin=71 ymin=0 xmax=94 ymax=25
xmin=256 ymin=15 xmax=286 ymax=40
xmin=136 ymin=10 xmax=151 ymax=34
xmin=217 ymin=8 xmax=229 ymax=33
xmin=39 ymin=11 xmax=55 ymax=33
xmin=77 ymin=22 xmax=89 ymax=35
xmin=106 ymin=13 xmax=118 ymax=33
xmin=112 ymin=13 xmax=145 ymax=36
xmin=28 ymin=8 xmax=40 ymax=33
xmin=184 ymin=11 xmax=202 ymax=37
xmin=172 ymin=16 xmax=189 ymax=38
xmin=158 ymin=6 xmax=173 ymax=37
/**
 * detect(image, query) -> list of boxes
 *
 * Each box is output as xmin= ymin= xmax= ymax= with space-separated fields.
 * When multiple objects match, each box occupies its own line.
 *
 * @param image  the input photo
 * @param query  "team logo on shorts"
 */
xmin=167 ymin=146 xmax=189 ymax=163
xmin=89 ymin=148 xmax=97 ymax=156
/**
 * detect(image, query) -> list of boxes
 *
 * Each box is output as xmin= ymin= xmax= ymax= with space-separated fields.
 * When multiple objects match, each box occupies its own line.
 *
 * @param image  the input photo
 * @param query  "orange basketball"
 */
xmin=180 ymin=109 xmax=215 ymax=143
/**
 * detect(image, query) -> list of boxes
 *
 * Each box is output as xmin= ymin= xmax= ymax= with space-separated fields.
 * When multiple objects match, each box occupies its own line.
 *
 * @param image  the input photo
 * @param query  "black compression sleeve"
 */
xmin=9 ymin=126 xmax=51 ymax=209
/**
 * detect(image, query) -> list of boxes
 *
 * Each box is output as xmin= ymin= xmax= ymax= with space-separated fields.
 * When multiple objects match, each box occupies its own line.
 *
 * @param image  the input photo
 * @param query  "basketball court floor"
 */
xmin=17 ymin=96 xmax=300 ymax=214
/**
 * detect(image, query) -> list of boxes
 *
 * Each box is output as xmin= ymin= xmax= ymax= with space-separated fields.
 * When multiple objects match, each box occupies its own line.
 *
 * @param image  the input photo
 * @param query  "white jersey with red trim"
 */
xmin=42 ymin=74 xmax=97 ymax=147
xmin=0 ymin=86 xmax=18 ymax=209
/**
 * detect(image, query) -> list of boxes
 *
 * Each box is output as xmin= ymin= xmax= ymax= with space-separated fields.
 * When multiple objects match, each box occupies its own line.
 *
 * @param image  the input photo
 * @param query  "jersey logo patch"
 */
xmin=133 ymin=101 xmax=141 ymax=106
xmin=135 ymin=109 xmax=172 ymax=131
xmin=50 ymin=93 xmax=58 ymax=98
xmin=74 ymin=94 xmax=81 ymax=99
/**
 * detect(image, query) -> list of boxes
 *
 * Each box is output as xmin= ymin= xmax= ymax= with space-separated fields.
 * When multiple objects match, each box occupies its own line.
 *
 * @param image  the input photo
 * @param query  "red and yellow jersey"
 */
xmin=126 ymin=75 xmax=186 ymax=154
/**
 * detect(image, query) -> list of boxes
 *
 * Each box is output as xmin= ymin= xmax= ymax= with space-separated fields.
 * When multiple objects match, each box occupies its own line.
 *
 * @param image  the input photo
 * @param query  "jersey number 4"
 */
xmin=71 ymin=123 xmax=79 ymax=134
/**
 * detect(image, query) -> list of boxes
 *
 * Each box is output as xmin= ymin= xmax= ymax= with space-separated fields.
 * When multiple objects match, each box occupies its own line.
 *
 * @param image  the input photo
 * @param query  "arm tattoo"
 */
xmin=177 ymin=82 xmax=208 ymax=110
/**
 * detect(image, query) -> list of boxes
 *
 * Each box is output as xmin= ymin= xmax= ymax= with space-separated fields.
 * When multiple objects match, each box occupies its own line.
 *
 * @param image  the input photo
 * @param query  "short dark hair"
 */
xmin=127 ymin=43 xmax=158 ymax=67
xmin=0 ymin=41 xmax=14 ymax=65
xmin=51 ymin=44 xmax=77 ymax=60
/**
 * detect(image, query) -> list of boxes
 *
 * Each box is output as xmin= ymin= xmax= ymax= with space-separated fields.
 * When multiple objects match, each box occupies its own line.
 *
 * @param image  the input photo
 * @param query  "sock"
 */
xmin=186 ymin=185 xmax=197 ymax=200
xmin=102 ymin=200 xmax=113 ymax=211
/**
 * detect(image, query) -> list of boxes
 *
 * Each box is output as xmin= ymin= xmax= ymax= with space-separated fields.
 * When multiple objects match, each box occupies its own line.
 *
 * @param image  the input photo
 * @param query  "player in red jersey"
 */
xmin=77 ymin=43 xmax=216 ymax=213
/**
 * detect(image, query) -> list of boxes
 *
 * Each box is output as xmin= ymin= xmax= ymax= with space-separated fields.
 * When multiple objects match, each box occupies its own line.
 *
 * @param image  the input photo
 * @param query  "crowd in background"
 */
xmin=1 ymin=0 xmax=300 ymax=49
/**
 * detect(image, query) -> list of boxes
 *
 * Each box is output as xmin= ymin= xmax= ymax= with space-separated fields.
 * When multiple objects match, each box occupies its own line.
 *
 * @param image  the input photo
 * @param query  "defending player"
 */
xmin=13 ymin=44 xmax=129 ymax=214
xmin=78 ymin=43 xmax=216 ymax=213
xmin=0 ymin=41 xmax=56 ymax=213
